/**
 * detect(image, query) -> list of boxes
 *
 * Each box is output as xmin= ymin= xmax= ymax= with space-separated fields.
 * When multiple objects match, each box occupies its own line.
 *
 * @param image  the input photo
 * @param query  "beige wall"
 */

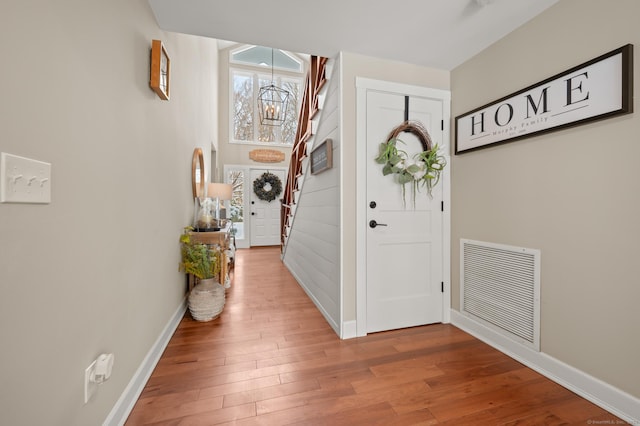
xmin=0 ymin=1 xmax=218 ymax=424
xmin=451 ymin=0 xmax=640 ymax=398
xmin=340 ymin=52 xmax=450 ymax=321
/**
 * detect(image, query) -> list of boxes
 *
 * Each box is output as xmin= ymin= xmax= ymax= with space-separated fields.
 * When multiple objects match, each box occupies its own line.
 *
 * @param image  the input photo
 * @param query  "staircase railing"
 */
xmin=281 ymin=56 xmax=328 ymax=251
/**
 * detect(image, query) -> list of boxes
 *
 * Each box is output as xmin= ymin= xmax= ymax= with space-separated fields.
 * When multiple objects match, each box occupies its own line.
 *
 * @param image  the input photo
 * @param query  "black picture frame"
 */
xmin=455 ymin=44 xmax=633 ymax=154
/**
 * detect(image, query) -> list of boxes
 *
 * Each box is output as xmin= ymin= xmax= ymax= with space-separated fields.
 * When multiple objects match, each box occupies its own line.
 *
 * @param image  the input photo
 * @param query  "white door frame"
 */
xmin=223 ymin=164 xmax=288 ymax=249
xmin=355 ymin=77 xmax=452 ymax=337
xmin=249 ymin=167 xmax=287 ymax=247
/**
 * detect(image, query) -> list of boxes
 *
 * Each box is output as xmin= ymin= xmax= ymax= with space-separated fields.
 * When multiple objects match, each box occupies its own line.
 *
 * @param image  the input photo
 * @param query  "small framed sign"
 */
xmin=150 ymin=39 xmax=170 ymax=100
xmin=249 ymin=149 xmax=285 ymax=163
xmin=455 ymin=44 xmax=633 ymax=154
xmin=310 ymin=139 xmax=333 ymax=174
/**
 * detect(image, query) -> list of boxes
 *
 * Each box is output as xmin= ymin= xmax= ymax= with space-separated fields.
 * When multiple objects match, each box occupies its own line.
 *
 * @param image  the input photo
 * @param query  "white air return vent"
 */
xmin=460 ymin=239 xmax=540 ymax=351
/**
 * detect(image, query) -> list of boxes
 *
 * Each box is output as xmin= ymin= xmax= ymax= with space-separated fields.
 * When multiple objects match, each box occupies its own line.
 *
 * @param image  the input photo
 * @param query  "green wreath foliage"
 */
xmin=253 ymin=172 xmax=282 ymax=202
xmin=374 ymin=121 xmax=446 ymax=206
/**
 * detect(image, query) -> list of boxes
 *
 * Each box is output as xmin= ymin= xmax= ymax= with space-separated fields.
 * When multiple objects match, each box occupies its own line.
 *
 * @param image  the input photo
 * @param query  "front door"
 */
xmin=365 ymin=90 xmax=444 ymax=333
xmin=250 ymin=169 xmax=285 ymax=246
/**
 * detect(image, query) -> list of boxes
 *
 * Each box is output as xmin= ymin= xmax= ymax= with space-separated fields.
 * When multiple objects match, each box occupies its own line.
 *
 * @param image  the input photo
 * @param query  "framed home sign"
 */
xmin=310 ymin=139 xmax=333 ymax=174
xmin=455 ymin=44 xmax=633 ymax=154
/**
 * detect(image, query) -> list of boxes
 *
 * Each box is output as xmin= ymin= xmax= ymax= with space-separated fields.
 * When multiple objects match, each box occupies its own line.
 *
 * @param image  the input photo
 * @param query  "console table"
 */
xmin=187 ymin=223 xmax=233 ymax=291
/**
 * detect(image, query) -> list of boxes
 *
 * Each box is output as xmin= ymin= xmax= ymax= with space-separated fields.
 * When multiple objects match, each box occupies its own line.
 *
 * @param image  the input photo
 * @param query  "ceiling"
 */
xmin=148 ymin=0 xmax=559 ymax=70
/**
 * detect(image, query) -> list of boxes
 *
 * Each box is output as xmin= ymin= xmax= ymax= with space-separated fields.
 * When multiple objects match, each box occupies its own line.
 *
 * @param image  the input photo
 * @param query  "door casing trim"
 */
xmin=355 ymin=77 xmax=451 ymax=337
xmin=223 ymin=164 xmax=288 ymax=249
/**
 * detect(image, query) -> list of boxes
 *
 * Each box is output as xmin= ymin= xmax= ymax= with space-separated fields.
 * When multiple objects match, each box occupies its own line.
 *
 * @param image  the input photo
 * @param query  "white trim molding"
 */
xmin=451 ymin=310 xmax=640 ymax=424
xmin=341 ymin=320 xmax=357 ymax=339
xmin=222 ymin=164 xmax=288 ymax=250
xmin=355 ymin=77 xmax=452 ymax=336
xmin=103 ymin=300 xmax=187 ymax=426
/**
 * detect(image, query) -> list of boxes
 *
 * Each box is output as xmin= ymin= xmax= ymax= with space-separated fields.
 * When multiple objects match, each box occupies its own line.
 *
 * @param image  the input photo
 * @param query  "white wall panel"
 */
xmin=283 ymin=57 xmax=342 ymax=332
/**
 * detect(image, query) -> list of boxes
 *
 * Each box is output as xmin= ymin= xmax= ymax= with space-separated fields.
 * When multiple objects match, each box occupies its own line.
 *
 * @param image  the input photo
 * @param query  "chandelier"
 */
xmin=257 ymin=48 xmax=290 ymax=126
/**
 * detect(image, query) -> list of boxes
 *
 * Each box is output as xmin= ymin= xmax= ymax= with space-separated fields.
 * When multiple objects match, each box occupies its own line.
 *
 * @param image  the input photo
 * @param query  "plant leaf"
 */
xmin=397 ymin=173 xmax=412 ymax=184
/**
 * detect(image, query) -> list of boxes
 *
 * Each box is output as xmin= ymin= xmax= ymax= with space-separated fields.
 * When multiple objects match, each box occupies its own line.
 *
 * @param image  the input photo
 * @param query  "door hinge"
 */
xmin=441 ymin=120 xmax=444 ymax=131
xmin=441 ymin=282 xmax=444 ymax=293
xmin=441 ymin=201 xmax=444 ymax=212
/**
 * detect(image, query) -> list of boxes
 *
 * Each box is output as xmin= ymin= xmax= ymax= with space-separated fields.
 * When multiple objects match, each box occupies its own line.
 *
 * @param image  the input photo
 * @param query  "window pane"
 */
xmin=231 ymin=46 xmax=302 ymax=72
xmin=231 ymin=68 xmax=302 ymax=145
xmin=281 ymin=80 xmax=300 ymax=145
xmin=233 ymin=73 xmax=253 ymax=141
xmin=227 ymin=170 xmax=244 ymax=240
xmin=258 ymin=122 xmax=278 ymax=143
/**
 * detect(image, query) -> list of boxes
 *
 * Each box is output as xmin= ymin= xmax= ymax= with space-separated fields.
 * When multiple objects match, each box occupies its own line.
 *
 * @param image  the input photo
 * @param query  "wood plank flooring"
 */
xmin=125 ymin=246 xmax=620 ymax=425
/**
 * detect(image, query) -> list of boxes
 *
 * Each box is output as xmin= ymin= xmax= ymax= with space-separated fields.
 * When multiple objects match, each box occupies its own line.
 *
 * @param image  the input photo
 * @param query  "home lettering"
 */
xmin=456 ymin=45 xmax=631 ymax=154
xmin=468 ymin=73 xmax=590 ymax=135
xmin=565 ymin=72 xmax=589 ymax=106
xmin=470 ymin=112 xmax=485 ymax=135
xmin=525 ymin=87 xmax=549 ymax=118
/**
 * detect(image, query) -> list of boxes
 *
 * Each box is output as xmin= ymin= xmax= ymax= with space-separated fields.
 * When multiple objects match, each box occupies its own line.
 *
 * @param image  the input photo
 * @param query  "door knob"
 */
xmin=369 ymin=220 xmax=387 ymax=228
xmin=251 ymin=212 xmax=255 ymax=216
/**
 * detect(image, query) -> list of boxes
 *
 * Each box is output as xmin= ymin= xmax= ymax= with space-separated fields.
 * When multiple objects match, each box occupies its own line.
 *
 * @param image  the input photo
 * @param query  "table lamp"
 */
xmin=207 ymin=183 xmax=233 ymax=227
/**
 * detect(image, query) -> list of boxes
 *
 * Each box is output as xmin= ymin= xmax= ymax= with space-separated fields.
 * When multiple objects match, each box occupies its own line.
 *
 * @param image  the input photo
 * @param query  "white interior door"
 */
xmin=365 ymin=91 xmax=444 ymax=333
xmin=250 ymin=169 xmax=285 ymax=246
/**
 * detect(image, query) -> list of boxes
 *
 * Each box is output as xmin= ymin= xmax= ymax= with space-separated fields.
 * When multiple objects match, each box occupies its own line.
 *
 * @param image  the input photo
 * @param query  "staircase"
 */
xmin=280 ymin=55 xmax=328 ymax=252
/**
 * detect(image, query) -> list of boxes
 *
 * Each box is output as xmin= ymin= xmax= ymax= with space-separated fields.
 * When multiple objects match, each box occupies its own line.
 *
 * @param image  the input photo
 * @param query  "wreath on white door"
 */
xmin=374 ymin=120 xmax=446 ymax=205
xmin=253 ymin=172 xmax=282 ymax=202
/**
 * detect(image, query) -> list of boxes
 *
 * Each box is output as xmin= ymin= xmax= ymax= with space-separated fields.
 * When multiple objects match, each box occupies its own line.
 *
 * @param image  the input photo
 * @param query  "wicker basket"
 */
xmin=188 ymin=278 xmax=225 ymax=321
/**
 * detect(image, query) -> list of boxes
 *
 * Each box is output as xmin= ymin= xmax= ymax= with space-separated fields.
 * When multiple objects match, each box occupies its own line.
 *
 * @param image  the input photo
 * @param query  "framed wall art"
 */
xmin=310 ymin=139 xmax=333 ymax=175
xmin=150 ymin=39 xmax=170 ymax=100
xmin=455 ymin=44 xmax=633 ymax=154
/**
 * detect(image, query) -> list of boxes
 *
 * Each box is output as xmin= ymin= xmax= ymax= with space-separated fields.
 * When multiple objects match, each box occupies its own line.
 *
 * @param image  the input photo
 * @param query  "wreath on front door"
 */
xmin=374 ymin=120 xmax=446 ymax=205
xmin=253 ymin=172 xmax=282 ymax=202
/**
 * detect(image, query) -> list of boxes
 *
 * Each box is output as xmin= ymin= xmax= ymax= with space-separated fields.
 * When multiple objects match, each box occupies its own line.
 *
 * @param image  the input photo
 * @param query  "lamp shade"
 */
xmin=207 ymin=183 xmax=233 ymax=200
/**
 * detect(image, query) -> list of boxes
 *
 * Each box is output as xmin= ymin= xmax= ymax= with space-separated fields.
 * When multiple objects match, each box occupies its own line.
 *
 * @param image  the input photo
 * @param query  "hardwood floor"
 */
xmin=126 ymin=246 xmax=619 ymax=425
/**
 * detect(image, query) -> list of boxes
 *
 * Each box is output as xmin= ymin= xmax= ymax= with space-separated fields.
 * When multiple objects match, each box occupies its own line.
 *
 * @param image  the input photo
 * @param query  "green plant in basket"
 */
xmin=179 ymin=227 xmax=221 ymax=280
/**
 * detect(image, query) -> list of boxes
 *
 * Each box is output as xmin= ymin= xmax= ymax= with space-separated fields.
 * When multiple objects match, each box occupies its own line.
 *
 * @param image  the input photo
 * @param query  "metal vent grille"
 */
xmin=461 ymin=239 xmax=540 ymax=351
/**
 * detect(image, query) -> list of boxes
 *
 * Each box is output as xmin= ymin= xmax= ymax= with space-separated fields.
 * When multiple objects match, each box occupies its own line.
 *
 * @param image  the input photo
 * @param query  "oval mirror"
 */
xmin=191 ymin=148 xmax=205 ymax=199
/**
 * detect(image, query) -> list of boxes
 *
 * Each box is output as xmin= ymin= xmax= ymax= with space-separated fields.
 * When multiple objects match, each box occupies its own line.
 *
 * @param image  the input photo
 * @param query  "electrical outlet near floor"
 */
xmin=84 ymin=360 xmax=98 ymax=404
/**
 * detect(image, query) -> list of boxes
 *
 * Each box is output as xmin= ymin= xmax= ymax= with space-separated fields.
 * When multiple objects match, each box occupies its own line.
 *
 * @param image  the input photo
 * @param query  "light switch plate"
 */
xmin=0 ymin=152 xmax=51 ymax=204
xmin=84 ymin=359 xmax=98 ymax=404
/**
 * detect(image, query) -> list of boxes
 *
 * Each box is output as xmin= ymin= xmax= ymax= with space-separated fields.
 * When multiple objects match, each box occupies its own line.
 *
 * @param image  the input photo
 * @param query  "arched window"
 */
xmin=230 ymin=46 xmax=305 ymax=146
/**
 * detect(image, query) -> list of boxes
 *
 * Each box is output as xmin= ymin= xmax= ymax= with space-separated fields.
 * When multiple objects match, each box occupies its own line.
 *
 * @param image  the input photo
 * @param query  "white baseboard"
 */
xmin=451 ymin=310 xmax=640 ymax=424
xmin=103 ymin=299 xmax=187 ymax=426
xmin=341 ymin=320 xmax=357 ymax=339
